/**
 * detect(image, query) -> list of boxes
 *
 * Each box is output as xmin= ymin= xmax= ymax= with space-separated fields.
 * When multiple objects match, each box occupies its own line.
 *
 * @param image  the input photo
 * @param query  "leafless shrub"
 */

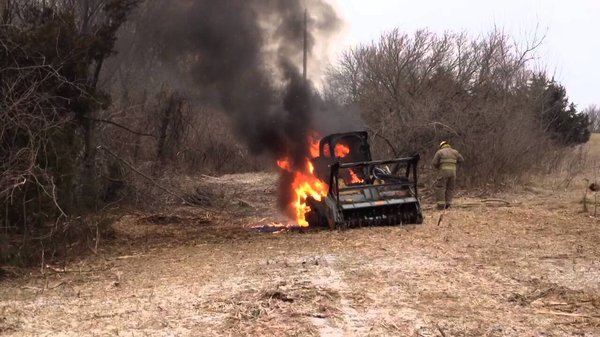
xmin=584 ymin=105 xmax=600 ymax=133
xmin=90 ymin=86 xmax=270 ymax=212
xmin=327 ymin=28 xmax=570 ymax=188
xmin=0 ymin=0 xmax=139 ymax=265
xmin=0 ymin=24 xmax=75 ymax=246
xmin=98 ymin=90 xmax=269 ymax=173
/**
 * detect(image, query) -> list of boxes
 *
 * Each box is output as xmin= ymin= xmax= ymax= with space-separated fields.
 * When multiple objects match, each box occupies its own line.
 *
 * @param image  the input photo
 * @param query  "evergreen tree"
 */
xmin=530 ymin=75 xmax=590 ymax=145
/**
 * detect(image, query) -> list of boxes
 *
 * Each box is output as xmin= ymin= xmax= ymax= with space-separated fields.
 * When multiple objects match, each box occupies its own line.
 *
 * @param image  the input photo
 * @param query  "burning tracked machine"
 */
xmin=304 ymin=132 xmax=423 ymax=229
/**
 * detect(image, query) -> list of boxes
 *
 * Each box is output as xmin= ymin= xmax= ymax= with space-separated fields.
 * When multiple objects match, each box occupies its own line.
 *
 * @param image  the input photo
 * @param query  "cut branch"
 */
xmin=88 ymin=118 xmax=156 ymax=138
xmin=97 ymin=145 xmax=199 ymax=208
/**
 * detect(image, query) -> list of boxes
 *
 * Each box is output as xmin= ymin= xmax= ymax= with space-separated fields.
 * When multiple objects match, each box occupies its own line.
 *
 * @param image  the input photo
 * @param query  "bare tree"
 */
xmin=1 ymin=0 xmax=139 ymax=264
xmin=326 ymin=28 xmax=566 ymax=186
xmin=584 ymin=105 xmax=600 ymax=133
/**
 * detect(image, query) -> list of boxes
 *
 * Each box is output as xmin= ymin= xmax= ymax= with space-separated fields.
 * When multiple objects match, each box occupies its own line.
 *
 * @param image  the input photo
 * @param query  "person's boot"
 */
xmin=436 ymin=203 xmax=446 ymax=210
xmin=445 ymin=204 xmax=451 ymax=209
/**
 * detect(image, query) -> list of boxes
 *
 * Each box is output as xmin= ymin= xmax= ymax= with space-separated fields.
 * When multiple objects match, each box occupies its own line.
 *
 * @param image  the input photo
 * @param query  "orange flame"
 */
xmin=349 ymin=169 xmax=364 ymax=184
xmin=335 ymin=144 xmax=350 ymax=158
xmin=277 ymin=159 xmax=291 ymax=171
xmin=309 ymin=138 xmax=320 ymax=158
xmin=277 ymin=137 xmax=367 ymax=226
xmin=277 ymin=135 xmax=329 ymax=227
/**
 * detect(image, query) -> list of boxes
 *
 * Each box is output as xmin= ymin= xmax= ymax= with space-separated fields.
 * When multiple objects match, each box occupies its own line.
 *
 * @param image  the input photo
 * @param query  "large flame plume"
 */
xmin=276 ymin=134 xmax=365 ymax=227
xmin=277 ymin=135 xmax=328 ymax=227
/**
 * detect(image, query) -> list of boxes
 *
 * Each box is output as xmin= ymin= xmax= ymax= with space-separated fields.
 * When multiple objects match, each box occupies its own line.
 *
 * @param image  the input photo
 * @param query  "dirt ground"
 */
xmin=2 ymin=138 xmax=600 ymax=337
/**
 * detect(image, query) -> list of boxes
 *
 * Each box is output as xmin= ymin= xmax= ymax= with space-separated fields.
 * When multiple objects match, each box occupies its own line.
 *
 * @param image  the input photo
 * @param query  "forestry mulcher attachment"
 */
xmin=306 ymin=132 xmax=423 ymax=229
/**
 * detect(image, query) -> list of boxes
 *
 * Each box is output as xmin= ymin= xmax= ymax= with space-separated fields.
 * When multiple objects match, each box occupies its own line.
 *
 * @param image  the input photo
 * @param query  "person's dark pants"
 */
xmin=435 ymin=170 xmax=456 ymax=209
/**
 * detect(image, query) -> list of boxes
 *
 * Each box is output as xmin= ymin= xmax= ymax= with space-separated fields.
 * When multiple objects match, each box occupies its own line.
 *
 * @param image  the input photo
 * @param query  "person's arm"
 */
xmin=432 ymin=151 xmax=441 ymax=169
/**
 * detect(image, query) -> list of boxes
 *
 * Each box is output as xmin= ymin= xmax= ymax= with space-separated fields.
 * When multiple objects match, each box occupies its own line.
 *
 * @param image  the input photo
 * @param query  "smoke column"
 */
xmin=137 ymin=1 xmax=339 ymax=161
xmin=127 ymin=0 xmax=342 ymax=213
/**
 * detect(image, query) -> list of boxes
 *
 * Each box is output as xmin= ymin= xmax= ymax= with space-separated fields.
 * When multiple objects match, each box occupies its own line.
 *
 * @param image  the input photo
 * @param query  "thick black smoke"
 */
xmin=120 ymin=0 xmax=343 ymax=215
xmin=130 ymin=0 xmax=341 ymax=170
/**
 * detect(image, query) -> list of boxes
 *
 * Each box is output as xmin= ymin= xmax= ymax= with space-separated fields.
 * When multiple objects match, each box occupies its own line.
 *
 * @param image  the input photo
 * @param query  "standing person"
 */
xmin=432 ymin=141 xmax=464 ymax=210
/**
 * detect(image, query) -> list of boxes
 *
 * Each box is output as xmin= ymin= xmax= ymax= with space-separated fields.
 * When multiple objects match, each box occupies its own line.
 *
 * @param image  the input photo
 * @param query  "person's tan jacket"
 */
xmin=432 ymin=146 xmax=464 ymax=175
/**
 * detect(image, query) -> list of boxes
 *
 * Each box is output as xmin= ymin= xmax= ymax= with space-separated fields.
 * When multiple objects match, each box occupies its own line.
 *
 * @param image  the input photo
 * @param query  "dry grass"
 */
xmin=2 ymin=137 xmax=600 ymax=336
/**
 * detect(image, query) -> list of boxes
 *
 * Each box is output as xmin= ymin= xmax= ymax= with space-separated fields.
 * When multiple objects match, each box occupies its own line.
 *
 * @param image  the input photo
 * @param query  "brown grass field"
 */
xmin=1 ymin=136 xmax=600 ymax=337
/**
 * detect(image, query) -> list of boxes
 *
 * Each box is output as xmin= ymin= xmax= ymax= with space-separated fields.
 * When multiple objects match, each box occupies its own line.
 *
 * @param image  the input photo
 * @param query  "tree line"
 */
xmin=325 ymin=29 xmax=591 ymax=186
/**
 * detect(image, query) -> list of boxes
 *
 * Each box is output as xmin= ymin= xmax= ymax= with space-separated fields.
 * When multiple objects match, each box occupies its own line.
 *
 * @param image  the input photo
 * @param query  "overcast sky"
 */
xmin=331 ymin=0 xmax=599 ymax=108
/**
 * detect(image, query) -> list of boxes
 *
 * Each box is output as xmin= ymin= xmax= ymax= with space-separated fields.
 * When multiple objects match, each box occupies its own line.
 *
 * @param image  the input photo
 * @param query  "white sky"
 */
xmin=330 ymin=0 xmax=600 ymax=108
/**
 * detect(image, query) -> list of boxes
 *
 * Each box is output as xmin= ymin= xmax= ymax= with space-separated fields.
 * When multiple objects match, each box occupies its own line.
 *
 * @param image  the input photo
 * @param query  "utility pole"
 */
xmin=303 ymin=8 xmax=308 ymax=82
